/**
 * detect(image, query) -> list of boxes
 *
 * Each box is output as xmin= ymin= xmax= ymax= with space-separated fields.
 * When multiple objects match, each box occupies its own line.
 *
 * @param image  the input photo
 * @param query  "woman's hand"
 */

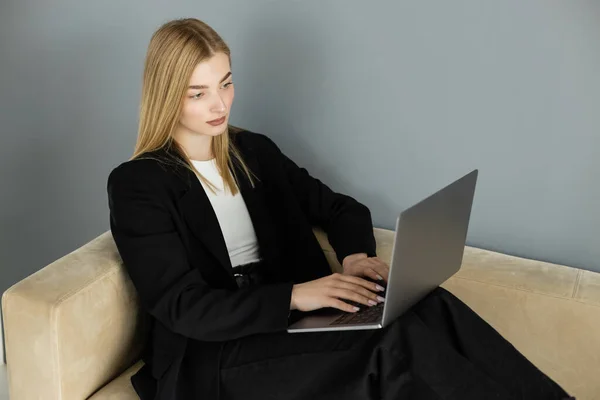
xmin=343 ymin=255 xmax=390 ymax=283
xmin=290 ymin=273 xmax=386 ymax=313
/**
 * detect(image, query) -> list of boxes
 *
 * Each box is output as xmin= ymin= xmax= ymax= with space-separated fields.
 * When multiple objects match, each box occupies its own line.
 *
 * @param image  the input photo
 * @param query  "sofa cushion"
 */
xmin=87 ymin=361 xmax=142 ymax=399
xmin=317 ymin=227 xmax=600 ymax=399
xmin=9 ymin=227 xmax=597 ymax=400
xmin=443 ymin=246 xmax=600 ymax=400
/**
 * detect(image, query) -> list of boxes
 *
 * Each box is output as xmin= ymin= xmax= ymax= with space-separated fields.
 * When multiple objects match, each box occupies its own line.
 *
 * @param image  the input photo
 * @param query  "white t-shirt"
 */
xmin=190 ymin=158 xmax=262 ymax=267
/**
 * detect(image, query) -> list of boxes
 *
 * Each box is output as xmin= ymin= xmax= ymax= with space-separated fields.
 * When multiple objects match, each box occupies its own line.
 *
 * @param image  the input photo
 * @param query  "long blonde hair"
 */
xmin=131 ymin=18 xmax=258 ymax=195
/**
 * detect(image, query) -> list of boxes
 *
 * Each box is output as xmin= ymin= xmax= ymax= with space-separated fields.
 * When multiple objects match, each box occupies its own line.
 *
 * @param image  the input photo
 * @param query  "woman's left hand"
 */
xmin=343 ymin=255 xmax=390 ymax=283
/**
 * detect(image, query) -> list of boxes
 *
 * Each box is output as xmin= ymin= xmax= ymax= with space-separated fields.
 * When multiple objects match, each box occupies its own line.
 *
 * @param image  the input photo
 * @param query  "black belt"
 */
xmin=231 ymin=260 xmax=267 ymax=288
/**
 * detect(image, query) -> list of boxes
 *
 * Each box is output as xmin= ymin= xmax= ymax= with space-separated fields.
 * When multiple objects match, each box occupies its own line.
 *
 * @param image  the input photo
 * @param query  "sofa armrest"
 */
xmin=1 ymin=231 xmax=145 ymax=400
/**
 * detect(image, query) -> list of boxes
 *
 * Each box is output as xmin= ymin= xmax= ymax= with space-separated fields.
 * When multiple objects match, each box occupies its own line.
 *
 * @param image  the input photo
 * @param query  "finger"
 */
xmin=330 ymin=288 xmax=381 ymax=308
xmin=371 ymin=257 xmax=390 ymax=270
xmin=362 ymin=264 xmax=386 ymax=282
xmin=330 ymin=288 xmax=375 ymax=307
xmin=327 ymin=298 xmax=360 ymax=313
xmin=335 ymin=273 xmax=386 ymax=293
xmin=372 ymin=265 xmax=389 ymax=282
xmin=370 ymin=257 xmax=390 ymax=269
xmin=330 ymin=281 xmax=385 ymax=304
xmin=362 ymin=267 xmax=385 ymax=282
xmin=369 ymin=259 xmax=389 ymax=278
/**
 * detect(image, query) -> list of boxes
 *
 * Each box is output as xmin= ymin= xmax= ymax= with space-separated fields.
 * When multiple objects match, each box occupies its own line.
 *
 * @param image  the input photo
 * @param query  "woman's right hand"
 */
xmin=290 ymin=273 xmax=386 ymax=313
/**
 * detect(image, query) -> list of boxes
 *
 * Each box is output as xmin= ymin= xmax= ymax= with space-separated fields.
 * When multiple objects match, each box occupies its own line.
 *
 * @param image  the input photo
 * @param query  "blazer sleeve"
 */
xmin=107 ymin=162 xmax=293 ymax=342
xmin=258 ymin=134 xmax=378 ymax=265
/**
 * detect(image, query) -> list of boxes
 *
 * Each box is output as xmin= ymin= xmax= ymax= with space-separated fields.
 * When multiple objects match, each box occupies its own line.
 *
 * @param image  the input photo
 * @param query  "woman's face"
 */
xmin=178 ymin=52 xmax=235 ymax=137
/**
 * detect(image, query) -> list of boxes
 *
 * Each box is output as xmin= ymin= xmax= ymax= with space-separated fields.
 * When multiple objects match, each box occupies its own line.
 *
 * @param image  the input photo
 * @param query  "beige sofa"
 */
xmin=2 ymin=227 xmax=599 ymax=399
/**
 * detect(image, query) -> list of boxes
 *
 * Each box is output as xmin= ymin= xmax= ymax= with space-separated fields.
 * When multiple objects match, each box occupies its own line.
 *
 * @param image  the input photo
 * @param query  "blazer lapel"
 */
xmin=172 ymin=139 xmax=280 ymax=278
xmin=178 ymin=173 xmax=234 ymax=277
xmin=234 ymin=148 xmax=284 ymax=268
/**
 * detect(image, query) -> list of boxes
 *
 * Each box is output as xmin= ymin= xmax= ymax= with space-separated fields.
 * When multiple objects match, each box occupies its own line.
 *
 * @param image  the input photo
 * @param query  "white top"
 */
xmin=190 ymin=158 xmax=262 ymax=267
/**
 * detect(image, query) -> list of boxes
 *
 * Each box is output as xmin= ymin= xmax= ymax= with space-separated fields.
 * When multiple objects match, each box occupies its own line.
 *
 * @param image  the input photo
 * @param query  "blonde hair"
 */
xmin=131 ymin=18 xmax=258 ymax=195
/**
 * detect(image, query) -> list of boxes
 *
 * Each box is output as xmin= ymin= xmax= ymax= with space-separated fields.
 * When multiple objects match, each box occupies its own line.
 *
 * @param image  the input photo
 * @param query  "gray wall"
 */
xmin=1 ymin=0 xmax=599 ymax=358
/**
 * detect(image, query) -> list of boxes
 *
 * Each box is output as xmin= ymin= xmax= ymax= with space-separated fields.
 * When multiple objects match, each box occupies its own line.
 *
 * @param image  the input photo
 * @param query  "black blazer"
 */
xmin=107 ymin=129 xmax=377 ymax=399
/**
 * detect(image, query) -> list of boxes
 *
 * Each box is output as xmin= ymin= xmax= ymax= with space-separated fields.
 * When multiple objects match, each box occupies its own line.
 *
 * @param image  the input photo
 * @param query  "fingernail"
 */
xmin=377 ymin=296 xmax=385 ymax=303
xmin=368 ymin=300 xmax=377 ymax=306
xmin=376 ymin=275 xmax=384 ymax=281
xmin=375 ymin=284 xmax=385 ymax=292
xmin=353 ymin=306 xmax=360 ymax=311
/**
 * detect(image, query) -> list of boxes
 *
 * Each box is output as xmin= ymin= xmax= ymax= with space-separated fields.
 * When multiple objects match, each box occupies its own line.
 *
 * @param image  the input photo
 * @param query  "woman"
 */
xmin=107 ymin=18 xmax=572 ymax=400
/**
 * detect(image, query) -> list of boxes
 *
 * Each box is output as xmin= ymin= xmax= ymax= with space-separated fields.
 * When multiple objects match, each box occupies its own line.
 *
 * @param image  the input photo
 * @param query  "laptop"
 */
xmin=287 ymin=169 xmax=478 ymax=333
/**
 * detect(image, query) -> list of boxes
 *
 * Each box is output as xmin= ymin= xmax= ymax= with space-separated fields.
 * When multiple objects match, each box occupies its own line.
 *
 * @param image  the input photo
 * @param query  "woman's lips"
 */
xmin=207 ymin=116 xmax=226 ymax=126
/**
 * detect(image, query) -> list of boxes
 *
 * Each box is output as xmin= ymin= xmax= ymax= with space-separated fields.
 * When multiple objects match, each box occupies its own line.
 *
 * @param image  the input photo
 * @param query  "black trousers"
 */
xmin=182 ymin=264 xmax=572 ymax=400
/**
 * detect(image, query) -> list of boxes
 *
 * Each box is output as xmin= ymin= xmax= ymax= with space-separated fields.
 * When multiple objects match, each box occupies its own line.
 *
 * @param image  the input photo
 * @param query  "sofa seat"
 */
xmin=3 ymin=227 xmax=599 ymax=400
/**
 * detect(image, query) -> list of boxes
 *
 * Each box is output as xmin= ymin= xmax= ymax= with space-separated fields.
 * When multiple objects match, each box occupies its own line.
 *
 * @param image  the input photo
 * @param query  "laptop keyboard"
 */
xmin=330 ymin=302 xmax=384 ymax=326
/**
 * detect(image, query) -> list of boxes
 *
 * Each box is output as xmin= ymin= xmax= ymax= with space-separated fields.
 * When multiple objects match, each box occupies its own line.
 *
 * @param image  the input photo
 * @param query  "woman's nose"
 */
xmin=211 ymin=96 xmax=227 ymax=113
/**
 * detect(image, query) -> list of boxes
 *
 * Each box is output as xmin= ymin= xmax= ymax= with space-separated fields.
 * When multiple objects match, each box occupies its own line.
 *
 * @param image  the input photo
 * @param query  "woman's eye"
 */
xmin=190 ymin=83 xmax=231 ymax=99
